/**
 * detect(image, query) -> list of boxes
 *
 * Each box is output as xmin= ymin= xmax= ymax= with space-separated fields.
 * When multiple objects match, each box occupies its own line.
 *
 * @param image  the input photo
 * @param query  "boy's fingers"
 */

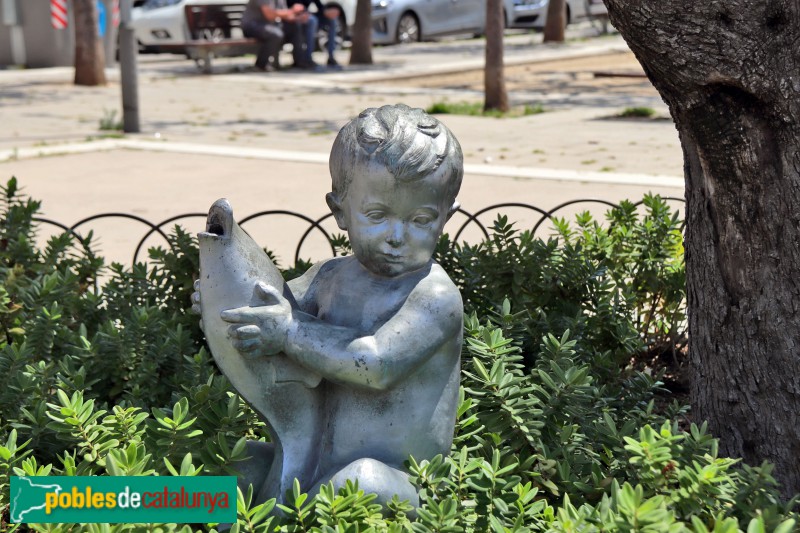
xmin=191 ymin=304 xmax=201 ymax=315
xmin=233 ymin=338 xmax=262 ymax=353
xmin=220 ymin=307 xmax=258 ymax=323
xmin=194 ymin=279 xmax=200 ymax=291
xmin=221 ymin=301 xmax=282 ymax=323
xmin=228 ymin=324 xmax=261 ymax=339
xmin=191 ymin=292 xmax=201 ymax=304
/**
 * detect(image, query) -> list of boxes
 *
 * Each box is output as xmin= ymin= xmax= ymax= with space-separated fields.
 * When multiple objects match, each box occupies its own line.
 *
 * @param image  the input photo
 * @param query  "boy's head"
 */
xmin=327 ymin=104 xmax=464 ymax=277
xmin=329 ymin=104 xmax=463 ymax=206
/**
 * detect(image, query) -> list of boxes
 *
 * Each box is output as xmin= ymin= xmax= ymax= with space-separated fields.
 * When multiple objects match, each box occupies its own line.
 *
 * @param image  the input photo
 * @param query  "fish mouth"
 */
xmin=199 ymin=198 xmax=233 ymax=239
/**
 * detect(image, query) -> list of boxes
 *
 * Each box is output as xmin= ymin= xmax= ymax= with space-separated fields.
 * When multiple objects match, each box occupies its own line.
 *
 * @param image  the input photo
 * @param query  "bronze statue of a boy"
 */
xmin=196 ymin=104 xmax=464 ymax=507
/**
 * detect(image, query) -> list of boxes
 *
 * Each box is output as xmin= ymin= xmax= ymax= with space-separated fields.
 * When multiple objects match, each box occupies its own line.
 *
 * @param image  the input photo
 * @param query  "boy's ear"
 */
xmin=326 ymin=193 xmax=348 ymax=230
xmin=446 ymin=201 xmax=460 ymax=221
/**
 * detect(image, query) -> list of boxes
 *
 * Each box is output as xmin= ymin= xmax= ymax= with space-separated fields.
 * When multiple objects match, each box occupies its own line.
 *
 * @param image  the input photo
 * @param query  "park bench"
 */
xmin=160 ymin=3 xmax=260 ymax=74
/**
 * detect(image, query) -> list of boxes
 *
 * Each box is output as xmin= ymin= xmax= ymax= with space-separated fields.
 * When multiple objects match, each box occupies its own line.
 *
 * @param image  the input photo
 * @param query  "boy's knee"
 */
xmin=236 ymin=440 xmax=275 ymax=496
xmin=324 ymin=458 xmax=419 ymax=508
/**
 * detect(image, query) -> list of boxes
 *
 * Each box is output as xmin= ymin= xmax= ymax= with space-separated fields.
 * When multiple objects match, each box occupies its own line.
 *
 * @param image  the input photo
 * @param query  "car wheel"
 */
xmin=396 ymin=12 xmax=420 ymax=44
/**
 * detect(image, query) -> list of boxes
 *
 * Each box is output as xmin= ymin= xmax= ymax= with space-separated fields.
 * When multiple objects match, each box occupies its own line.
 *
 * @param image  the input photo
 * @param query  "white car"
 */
xmin=132 ymin=0 xmax=356 ymax=54
xmin=131 ymin=0 xmax=240 ymax=53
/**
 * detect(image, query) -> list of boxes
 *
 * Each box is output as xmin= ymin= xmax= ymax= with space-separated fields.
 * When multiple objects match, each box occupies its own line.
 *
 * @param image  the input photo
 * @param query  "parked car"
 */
xmin=505 ymin=0 xmax=608 ymax=30
xmin=584 ymin=0 xmax=611 ymax=33
xmin=371 ymin=0 xmax=485 ymax=45
xmin=131 ymin=0 xmax=234 ymax=53
xmin=371 ymin=0 xmax=608 ymax=44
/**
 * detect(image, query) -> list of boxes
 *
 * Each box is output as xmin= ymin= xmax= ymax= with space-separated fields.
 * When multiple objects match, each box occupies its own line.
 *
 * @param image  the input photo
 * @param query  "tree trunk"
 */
xmin=349 ymin=0 xmax=372 ymax=65
xmin=484 ymin=0 xmax=508 ymax=112
xmin=604 ymin=0 xmax=800 ymax=497
xmin=542 ymin=0 xmax=566 ymax=43
xmin=73 ymin=0 xmax=106 ymax=86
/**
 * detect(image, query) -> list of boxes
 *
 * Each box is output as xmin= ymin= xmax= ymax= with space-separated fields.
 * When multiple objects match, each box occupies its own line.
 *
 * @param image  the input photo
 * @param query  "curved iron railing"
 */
xmin=33 ymin=197 xmax=685 ymax=264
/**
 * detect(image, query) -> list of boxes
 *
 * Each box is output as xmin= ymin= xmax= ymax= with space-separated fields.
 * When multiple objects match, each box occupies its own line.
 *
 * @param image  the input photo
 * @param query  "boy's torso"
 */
xmin=315 ymin=256 xmax=423 ymax=330
xmin=299 ymin=257 xmax=462 ymax=472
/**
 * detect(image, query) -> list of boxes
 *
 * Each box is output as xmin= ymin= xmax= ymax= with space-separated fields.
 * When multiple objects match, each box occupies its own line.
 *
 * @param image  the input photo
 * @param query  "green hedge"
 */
xmin=0 ymin=178 xmax=796 ymax=532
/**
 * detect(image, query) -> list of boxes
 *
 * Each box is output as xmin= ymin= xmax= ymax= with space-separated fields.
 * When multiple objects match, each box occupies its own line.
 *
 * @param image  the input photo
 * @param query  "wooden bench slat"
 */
xmin=175 ymin=3 xmax=260 ymax=73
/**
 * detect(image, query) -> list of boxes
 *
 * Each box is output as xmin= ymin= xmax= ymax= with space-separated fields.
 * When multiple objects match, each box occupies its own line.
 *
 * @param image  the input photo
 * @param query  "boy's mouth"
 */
xmin=381 ymin=253 xmax=404 ymax=263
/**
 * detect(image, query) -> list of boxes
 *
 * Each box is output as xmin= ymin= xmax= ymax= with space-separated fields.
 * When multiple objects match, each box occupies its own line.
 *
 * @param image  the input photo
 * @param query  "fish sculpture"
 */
xmin=197 ymin=198 xmax=323 ymax=504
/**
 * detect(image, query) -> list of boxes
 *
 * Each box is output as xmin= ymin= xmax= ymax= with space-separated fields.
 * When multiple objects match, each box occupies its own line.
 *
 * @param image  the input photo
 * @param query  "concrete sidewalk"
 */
xmin=0 ymin=28 xmax=684 ymax=265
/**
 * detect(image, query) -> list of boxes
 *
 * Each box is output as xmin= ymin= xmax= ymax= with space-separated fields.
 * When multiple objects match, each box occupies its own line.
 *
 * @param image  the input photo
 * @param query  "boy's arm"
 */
xmin=222 ymin=272 xmax=462 ymax=390
xmin=289 ymin=275 xmax=462 ymax=389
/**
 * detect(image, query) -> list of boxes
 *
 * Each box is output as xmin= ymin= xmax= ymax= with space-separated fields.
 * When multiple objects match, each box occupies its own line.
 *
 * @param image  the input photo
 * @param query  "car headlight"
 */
xmin=372 ymin=0 xmax=392 ymax=10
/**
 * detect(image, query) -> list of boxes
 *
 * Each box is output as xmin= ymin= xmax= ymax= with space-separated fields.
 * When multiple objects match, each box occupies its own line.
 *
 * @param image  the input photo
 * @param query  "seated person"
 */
xmin=241 ymin=0 xmax=311 ymax=71
xmin=288 ymin=0 xmax=343 ymax=69
xmin=221 ymin=104 xmax=465 ymax=506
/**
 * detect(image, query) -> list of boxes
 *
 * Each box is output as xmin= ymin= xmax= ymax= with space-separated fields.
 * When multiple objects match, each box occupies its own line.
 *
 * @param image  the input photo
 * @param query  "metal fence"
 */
xmin=34 ymin=198 xmax=685 ymax=265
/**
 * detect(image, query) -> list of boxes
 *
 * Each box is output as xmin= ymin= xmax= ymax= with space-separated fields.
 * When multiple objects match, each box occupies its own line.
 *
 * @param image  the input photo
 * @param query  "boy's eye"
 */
xmin=366 ymin=212 xmax=385 ymax=222
xmin=413 ymin=216 xmax=433 ymax=226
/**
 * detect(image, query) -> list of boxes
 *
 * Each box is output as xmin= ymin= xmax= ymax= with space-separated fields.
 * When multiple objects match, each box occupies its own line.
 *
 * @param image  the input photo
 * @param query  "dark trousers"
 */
xmin=282 ymin=22 xmax=310 ymax=65
xmin=242 ymin=20 xmax=310 ymax=67
xmin=242 ymin=20 xmax=284 ymax=68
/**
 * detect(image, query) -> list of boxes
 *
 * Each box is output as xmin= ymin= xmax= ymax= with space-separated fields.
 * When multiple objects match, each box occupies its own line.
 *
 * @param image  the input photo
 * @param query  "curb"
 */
xmin=0 ymin=137 xmax=682 ymax=189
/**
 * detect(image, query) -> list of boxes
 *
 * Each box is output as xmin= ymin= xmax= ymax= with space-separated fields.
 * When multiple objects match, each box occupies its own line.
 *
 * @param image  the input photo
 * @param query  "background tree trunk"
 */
xmin=73 ymin=0 xmax=106 ymax=86
xmin=542 ymin=0 xmax=566 ymax=43
xmin=604 ymin=0 xmax=800 ymax=497
xmin=484 ymin=0 xmax=508 ymax=112
xmin=349 ymin=0 xmax=373 ymax=65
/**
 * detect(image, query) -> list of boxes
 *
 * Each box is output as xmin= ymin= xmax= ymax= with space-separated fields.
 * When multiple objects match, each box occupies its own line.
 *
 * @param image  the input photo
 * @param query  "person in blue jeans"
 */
xmin=288 ymin=0 xmax=342 ymax=69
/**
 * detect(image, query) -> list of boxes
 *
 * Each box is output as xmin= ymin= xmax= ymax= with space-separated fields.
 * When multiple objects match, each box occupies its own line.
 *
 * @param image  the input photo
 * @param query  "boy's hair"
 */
xmin=329 ymin=104 xmax=463 ymax=204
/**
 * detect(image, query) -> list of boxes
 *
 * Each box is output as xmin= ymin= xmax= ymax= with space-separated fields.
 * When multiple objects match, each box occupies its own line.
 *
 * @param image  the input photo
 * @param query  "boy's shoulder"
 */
xmin=408 ymin=262 xmax=462 ymax=310
xmin=423 ymin=261 xmax=459 ymax=288
xmin=301 ymin=255 xmax=350 ymax=279
xmin=297 ymin=257 xmax=461 ymax=310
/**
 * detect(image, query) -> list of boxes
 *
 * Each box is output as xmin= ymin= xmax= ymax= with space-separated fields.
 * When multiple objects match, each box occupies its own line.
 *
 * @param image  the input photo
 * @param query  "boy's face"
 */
xmin=329 ymin=160 xmax=454 ymax=278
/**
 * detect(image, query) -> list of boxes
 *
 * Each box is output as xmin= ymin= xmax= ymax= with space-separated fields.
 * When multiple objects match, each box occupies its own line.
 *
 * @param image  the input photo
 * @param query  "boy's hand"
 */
xmin=220 ymin=281 xmax=293 ymax=357
xmin=191 ymin=279 xmax=204 ymax=331
xmin=191 ymin=279 xmax=202 ymax=315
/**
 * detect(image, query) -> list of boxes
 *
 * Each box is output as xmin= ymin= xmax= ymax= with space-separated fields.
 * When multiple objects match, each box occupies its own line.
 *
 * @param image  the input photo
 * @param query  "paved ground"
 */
xmin=0 ymin=27 xmax=685 ymax=265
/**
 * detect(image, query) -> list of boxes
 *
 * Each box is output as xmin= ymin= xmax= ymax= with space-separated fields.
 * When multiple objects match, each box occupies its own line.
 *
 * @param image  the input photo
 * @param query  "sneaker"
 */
xmin=293 ymin=59 xmax=322 ymax=71
xmin=327 ymin=57 xmax=342 ymax=71
xmin=252 ymin=63 xmax=276 ymax=73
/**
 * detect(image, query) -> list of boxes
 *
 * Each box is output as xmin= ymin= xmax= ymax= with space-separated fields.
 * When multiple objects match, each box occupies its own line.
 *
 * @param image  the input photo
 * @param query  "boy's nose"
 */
xmin=385 ymin=221 xmax=404 ymax=247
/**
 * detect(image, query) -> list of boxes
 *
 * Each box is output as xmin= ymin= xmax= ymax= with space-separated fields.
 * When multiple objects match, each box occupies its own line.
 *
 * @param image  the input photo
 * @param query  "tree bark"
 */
xmin=73 ymin=0 xmax=107 ymax=86
xmin=604 ymin=0 xmax=800 ymax=497
xmin=543 ymin=0 xmax=566 ymax=43
xmin=349 ymin=0 xmax=372 ymax=65
xmin=484 ymin=0 xmax=508 ymax=112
